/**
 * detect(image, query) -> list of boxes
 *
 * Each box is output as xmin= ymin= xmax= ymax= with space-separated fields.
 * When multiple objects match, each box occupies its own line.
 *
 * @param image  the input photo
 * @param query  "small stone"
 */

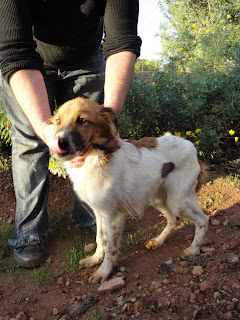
xmin=199 ymin=281 xmax=215 ymax=293
xmin=223 ymin=219 xmax=229 ymax=226
xmin=189 ymin=293 xmax=196 ymax=303
xmin=98 ymin=277 xmax=125 ymax=292
xmin=84 ymin=243 xmax=95 ymax=253
xmin=192 ymin=266 xmax=203 ymax=276
xmin=185 ymin=234 xmax=194 ymax=241
xmin=214 ymin=292 xmax=221 ymax=299
xmin=66 ymin=280 xmax=71 ymax=287
xmin=202 ymin=238 xmax=213 ymax=246
xmin=201 ymin=247 xmax=215 ymax=256
xmin=222 ymin=311 xmax=232 ymax=319
xmin=174 ymin=266 xmax=189 ymax=275
xmin=53 ymin=308 xmax=58 ymax=315
xmin=232 ymin=283 xmax=240 ymax=289
xmin=15 ymin=313 xmax=27 ymax=320
xmin=211 ymin=219 xmax=220 ymax=226
xmin=57 ymin=276 xmax=65 ymax=285
xmin=119 ymin=266 xmax=127 ymax=273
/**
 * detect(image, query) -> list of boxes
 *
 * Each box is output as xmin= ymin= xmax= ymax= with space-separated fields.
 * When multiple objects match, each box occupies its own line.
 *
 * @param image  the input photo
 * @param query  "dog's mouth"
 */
xmin=50 ymin=134 xmax=93 ymax=161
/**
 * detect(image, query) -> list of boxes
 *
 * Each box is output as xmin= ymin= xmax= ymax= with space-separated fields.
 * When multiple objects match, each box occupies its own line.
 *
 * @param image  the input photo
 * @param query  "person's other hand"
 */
xmin=104 ymin=132 xmax=122 ymax=152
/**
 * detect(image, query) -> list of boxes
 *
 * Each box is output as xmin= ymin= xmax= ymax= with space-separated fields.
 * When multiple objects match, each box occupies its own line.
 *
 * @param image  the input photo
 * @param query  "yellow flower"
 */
xmin=195 ymin=128 xmax=201 ymax=133
xmin=227 ymin=14 xmax=232 ymax=19
xmin=223 ymin=26 xmax=226 ymax=30
xmin=6 ymin=121 xmax=11 ymax=127
xmin=206 ymin=20 xmax=210 ymax=24
xmin=49 ymin=161 xmax=56 ymax=168
xmin=186 ymin=131 xmax=192 ymax=136
xmin=191 ymin=133 xmax=196 ymax=138
xmin=192 ymin=24 xmax=197 ymax=28
xmin=176 ymin=61 xmax=180 ymax=64
xmin=177 ymin=71 xmax=182 ymax=76
xmin=229 ymin=129 xmax=235 ymax=136
xmin=174 ymin=132 xmax=181 ymax=137
xmin=165 ymin=70 xmax=169 ymax=74
xmin=152 ymin=73 xmax=155 ymax=77
xmin=195 ymin=141 xmax=200 ymax=145
xmin=235 ymin=137 xmax=239 ymax=142
xmin=135 ymin=72 xmax=139 ymax=75
xmin=206 ymin=29 xmax=210 ymax=33
xmin=180 ymin=47 xmax=184 ymax=51
xmin=194 ymin=30 xmax=198 ymax=33
xmin=152 ymin=82 xmax=157 ymax=87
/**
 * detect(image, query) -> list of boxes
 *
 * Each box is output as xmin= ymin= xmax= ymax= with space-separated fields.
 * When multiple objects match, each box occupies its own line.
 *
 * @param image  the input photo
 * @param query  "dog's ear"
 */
xmin=99 ymin=106 xmax=118 ymax=129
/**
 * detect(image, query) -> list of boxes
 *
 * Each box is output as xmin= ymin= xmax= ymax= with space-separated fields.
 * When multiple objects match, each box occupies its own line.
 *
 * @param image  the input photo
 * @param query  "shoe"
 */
xmin=13 ymin=245 xmax=45 ymax=268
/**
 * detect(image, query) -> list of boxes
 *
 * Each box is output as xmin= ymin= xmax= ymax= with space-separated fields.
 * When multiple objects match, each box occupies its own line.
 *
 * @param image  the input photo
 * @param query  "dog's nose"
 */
xmin=58 ymin=137 xmax=69 ymax=152
xmin=49 ymin=136 xmax=66 ymax=155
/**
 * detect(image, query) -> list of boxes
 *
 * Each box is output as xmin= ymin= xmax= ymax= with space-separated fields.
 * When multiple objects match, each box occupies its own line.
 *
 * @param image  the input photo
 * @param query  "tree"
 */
xmin=135 ymin=59 xmax=161 ymax=71
xmin=157 ymin=0 xmax=240 ymax=72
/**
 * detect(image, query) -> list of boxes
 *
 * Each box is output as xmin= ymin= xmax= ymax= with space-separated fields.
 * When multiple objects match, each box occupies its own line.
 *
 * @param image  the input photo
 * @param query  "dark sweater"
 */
xmin=0 ymin=0 xmax=141 ymax=82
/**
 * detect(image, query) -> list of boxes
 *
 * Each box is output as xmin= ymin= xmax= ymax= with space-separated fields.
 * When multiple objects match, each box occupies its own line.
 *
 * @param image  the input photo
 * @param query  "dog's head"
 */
xmin=50 ymin=97 xmax=118 ymax=161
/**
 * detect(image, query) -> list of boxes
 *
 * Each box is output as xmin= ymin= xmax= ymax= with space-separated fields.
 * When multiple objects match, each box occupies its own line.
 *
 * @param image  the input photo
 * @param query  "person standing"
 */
xmin=0 ymin=0 xmax=141 ymax=267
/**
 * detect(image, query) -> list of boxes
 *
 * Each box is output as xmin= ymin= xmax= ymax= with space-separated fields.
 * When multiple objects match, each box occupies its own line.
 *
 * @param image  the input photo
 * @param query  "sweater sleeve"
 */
xmin=0 ymin=0 xmax=45 ymax=83
xmin=102 ymin=0 xmax=142 ymax=59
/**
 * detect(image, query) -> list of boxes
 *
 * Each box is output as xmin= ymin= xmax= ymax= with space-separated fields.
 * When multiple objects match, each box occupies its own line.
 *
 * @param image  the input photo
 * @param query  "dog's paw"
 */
xmin=88 ymin=265 xmax=112 ymax=284
xmin=181 ymin=246 xmax=200 ymax=259
xmin=145 ymin=238 xmax=160 ymax=250
xmin=79 ymin=254 xmax=103 ymax=268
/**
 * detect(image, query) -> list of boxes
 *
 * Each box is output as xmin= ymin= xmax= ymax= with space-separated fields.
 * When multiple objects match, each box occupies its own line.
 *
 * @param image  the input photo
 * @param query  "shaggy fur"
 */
xmin=51 ymin=97 xmax=209 ymax=283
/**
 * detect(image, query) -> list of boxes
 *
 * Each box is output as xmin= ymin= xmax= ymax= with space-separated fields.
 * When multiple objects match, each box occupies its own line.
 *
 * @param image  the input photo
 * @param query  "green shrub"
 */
xmin=0 ymin=101 xmax=11 ymax=147
xmin=120 ymin=47 xmax=240 ymax=159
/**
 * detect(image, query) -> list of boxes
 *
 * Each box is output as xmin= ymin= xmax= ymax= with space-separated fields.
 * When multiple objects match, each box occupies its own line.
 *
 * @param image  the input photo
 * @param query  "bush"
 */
xmin=119 ymin=47 xmax=240 ymax=159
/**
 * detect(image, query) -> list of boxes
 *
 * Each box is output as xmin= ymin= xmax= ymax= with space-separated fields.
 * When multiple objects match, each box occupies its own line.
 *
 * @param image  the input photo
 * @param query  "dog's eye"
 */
xmin=56 ymin=119 xmax=61 ymax=125
xmin=76 ymin=117 xmax=87 ymax=125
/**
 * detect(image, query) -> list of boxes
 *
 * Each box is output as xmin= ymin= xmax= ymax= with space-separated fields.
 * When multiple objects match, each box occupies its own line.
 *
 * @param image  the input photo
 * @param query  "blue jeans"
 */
xmin=0 ymin=49 xmax=105 ymax=250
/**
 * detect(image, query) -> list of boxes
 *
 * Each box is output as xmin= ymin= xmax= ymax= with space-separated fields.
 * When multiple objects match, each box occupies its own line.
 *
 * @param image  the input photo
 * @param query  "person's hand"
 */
xmin=104 ymin=132 xmax=122 ymax=151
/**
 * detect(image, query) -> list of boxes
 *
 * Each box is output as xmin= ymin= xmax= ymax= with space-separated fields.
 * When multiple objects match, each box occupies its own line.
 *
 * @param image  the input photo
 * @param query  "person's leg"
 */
xmin=56 ymin=49 xmax=106 ymax=229
xmin=0 ymin=72 xmax=50 ymax=267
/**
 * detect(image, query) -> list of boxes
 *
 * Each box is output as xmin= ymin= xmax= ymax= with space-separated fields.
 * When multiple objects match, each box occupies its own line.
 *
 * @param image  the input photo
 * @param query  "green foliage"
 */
xmin=0 ymin=101 xmax=11 ymax=147
xmin=135 ymin=59 xmax=161 ymax=71
xmin=158 ymin=0 xmax=240 ymax=73
xmin=49 ymin=152 xmax=67 ymax=178
xmin=120 ymin=45 xmax=240 ymax=159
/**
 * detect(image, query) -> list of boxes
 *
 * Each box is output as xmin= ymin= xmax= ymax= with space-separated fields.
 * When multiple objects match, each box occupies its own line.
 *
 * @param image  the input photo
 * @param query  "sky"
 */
xmin=138 ymin=0 xmax=165 ymax=60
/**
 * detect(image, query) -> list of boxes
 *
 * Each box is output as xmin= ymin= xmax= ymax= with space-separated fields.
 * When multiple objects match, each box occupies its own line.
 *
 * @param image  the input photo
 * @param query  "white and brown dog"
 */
xmin=51 ymin=97 xmax=209 ymax=283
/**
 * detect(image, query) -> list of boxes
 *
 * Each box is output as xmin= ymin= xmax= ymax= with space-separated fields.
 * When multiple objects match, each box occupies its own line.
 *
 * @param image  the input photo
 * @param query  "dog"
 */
xmin=51 ymin=97 xmax=209 ymax=283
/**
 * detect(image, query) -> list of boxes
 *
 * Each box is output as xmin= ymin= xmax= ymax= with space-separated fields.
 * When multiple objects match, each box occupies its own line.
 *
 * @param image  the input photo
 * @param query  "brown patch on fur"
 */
xmin=100 ymin=153 xmax=113 ymax=168
xmin=156 ymin=182 xmax=168 ymax=207
xmin=161 ymin=162 xmax=175 ymax=178
xmin=196 ymin=160 xmax=208 ymax=192
xmin=127 ymin=137 xmax=158 ymax=150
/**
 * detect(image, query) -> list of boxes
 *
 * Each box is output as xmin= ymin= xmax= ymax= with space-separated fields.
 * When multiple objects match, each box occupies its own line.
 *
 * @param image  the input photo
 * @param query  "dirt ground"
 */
xmin=0 ymin=159 xmax=239 ymax=320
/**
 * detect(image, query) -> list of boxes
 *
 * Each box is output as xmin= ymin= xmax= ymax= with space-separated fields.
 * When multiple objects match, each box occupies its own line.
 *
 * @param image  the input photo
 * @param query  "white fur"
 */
xmin=66 ymin=135 xmax=209 ymax=283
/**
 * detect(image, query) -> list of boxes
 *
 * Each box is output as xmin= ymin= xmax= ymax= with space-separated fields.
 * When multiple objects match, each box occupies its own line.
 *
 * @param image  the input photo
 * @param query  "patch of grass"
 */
xmin=0 ymin=224 xmax=13 ymax=248
xmin=28 ymin=257 xmax=53 ymax=284
xmin=126 ymin=233 xmax=138 ymax=248
xmin=90 ymin=304 xmax=104 ymax=320
xmin=48 ymin=208 xmax=69 ymax=226
xmin=135 ymin=226 xmax=148 ymax=240
xmin=0 ymin=256 xmax=15 ymax=272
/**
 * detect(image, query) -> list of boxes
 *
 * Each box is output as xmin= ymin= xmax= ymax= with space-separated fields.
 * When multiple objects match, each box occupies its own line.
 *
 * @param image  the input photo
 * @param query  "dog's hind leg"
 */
xmin=79 ymin=213 xmax=107 ymax=268
xmin=145 ymin=203 xmax=178 ymax=250
xmin=89 ymin=213 xmax=125 ymax=283
xmin=180 ymin=198 xmax=209 ymax=258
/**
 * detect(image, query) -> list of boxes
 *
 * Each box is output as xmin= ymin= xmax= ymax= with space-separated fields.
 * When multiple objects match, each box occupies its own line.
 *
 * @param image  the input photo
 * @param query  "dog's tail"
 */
xmin=196 ymin=160 xmax=208 ymax=192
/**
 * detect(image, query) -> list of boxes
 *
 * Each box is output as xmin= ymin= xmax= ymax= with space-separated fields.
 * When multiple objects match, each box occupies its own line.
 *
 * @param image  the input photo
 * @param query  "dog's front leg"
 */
xmin=89 ymin=213 xmax=125 ymax=284
xmin=80 ymin=213 xmax=107 ymax=268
